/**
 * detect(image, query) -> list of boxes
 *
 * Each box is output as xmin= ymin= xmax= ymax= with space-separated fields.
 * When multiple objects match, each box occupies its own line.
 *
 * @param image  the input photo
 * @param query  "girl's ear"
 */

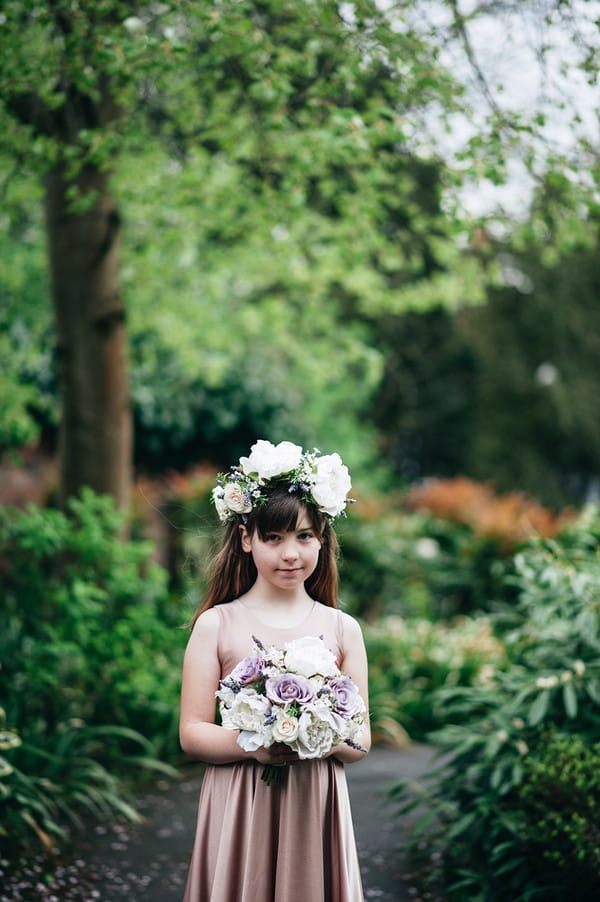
xmin=239 ymin=524 xmax=253 ymax=553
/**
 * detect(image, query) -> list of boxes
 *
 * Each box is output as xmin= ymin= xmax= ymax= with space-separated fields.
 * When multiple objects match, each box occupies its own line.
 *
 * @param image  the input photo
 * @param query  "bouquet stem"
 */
xmin=262 ymin=763 xmax=288 ymax=787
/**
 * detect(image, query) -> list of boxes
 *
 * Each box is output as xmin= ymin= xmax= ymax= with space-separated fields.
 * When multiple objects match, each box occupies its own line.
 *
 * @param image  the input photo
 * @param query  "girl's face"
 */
xmin=240 ymin=510 xmax=322 ymax=593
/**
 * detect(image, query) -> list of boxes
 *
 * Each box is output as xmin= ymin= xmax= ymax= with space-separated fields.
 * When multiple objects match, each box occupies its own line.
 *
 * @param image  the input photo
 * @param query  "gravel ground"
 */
xmin=1 ymin=745 xmax=443 ymax=902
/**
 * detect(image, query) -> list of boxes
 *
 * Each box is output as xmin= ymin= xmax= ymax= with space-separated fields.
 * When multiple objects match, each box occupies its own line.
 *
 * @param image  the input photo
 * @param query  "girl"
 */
xmin=180 ymin=440 xmax=371 ymax=902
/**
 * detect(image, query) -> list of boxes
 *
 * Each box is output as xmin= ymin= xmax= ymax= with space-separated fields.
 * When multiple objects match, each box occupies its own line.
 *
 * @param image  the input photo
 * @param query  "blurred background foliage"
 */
xmin=3 ymin=148 xmax=600 ymax=503
xmin=2 ymin=0 xmax=599 ymax=506
xmin=391 ymin=508 xmax=600 ymax=900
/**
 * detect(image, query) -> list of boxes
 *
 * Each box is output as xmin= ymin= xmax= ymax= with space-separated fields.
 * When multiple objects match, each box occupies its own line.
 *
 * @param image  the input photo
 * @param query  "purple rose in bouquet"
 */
xmin=328 ymin=675 xmax=365 ymax=718
xmin=229 ymin=654 xmax=263 ymax=686
xmin=265 ymin=673 xmax=316 ymax=706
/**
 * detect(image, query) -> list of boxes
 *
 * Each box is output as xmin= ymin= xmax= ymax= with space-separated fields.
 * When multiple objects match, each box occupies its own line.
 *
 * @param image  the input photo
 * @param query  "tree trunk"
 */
xmin=44 ymin=164 xmax=132 ymax=511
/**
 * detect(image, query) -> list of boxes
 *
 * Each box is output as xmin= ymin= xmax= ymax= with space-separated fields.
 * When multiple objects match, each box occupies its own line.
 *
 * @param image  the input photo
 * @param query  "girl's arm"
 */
xmin=329 ymin=612 xmax=372 ymax=764
xmin=179 ymin=609 xmax=298 ymax=766
xmin=179 ymin=608 xmax=243 ymax=763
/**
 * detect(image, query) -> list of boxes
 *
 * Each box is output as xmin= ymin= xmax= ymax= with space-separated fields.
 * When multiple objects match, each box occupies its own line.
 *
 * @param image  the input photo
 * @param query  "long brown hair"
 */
xmin=193 ymin=486 xmax=339 ymax=624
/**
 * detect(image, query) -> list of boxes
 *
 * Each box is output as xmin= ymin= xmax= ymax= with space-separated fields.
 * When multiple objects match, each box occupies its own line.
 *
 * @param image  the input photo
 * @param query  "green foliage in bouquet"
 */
xmin=390 ymin=511 xmax=600 ymax=901
xmin=0 ymin=491 xmax=182 ymax=851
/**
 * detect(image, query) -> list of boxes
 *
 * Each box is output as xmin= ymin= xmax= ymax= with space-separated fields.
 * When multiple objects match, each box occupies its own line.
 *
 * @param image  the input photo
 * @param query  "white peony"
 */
xmin=313 ymin=699 xmax=348 ymax=739
xmin=271 ymin=708 xmax=300 ymax=744
xmin=219 ymin=707 xmax=236 ymax=729
xmin=239 ymin=439 xmax=303 ymax=483
xmin=292 ymin=706 xmax=336 ymax=759
xmin=228 ymin=688 xmax=271 ymax=733
xmin=217 ymin=684 xmax=237 ymax=721
xmin=238 ymin=727 xmax=273 ymax=752
xmin=310 ymin=452 xmax=351 ymax=517
xmin=284 ymin=636 xmax=338 ymax=678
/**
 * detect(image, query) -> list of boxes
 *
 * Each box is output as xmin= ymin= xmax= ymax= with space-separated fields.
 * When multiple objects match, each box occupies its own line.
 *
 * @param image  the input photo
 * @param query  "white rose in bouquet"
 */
xmin=271 ymin=708 xmax=300 ymax=744
xmin=284 ymin=636 xmax=338 ymax=678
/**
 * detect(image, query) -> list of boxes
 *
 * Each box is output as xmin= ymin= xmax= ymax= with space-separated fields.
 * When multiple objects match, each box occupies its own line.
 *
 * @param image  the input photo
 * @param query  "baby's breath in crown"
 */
xmin=212 ymin=439 xmax=353 ymax=524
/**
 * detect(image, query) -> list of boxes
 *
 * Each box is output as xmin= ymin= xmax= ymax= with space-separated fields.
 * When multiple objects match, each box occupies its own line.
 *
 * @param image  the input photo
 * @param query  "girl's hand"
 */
xmin=253 ymin=742 xmax=300 ymax=766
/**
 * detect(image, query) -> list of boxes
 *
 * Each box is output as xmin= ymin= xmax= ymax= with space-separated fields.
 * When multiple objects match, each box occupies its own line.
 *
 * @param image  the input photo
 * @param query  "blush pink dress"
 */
xmin=182 ymin=599 xmax=365 ymax=902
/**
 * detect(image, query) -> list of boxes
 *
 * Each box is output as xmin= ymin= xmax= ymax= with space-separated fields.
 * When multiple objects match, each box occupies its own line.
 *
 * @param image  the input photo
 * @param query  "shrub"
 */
xmin=0 ymin=715 xmax=174 ymax=855
xmin=516 ymin=734 xmax=600 ymax=893
xmin=338 ymin=499 xmax=515 ymax=620
xmin=0 ymin=491 xmax=183 ymax=851
xmin=390 ymin=516 xmax=600 ymax=901
xmin=405 ymin=477 xmax=575 ymax=553
xmin=364 ymin=616 xmax=506 ymax=743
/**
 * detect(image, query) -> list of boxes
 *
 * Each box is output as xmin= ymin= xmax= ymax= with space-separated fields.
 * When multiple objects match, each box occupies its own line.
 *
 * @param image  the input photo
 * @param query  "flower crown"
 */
xmin=212 ymin=440 xmax=353 ymax=524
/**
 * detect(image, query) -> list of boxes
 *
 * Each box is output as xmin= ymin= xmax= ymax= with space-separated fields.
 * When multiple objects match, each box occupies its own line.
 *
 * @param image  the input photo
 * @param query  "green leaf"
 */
xmin=490 ymin=763 xmax=506 ymax=790
xmin=586 ymin=679 xmax=600 ymax=704
xmin=447 ymin=811 xmax=478 ymax=840
xmin=0 ymin=756 xmax=14 ymax=778
xmin=528 ymin=690 xmax=551 ymax=726
xmin=562 ymin=681 xmax=578 ymax=718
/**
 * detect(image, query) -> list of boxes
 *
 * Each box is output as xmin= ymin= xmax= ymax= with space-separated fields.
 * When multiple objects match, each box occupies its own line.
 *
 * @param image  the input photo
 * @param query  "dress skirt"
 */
xmin=183 ymin=757 xmax=364 ymax=902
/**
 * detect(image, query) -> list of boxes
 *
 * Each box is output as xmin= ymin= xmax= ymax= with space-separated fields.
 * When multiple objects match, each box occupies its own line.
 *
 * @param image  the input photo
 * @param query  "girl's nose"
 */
xmin=281 ymin=540 xmax=299 ymax=560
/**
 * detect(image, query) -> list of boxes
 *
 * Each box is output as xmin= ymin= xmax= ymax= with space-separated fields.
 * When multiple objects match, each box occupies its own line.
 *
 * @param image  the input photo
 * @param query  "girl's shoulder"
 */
xmin=339 ymin=607 xmax=362 ymax=627
xmin=196 ymin=599 xmax=245 ymax=630
xmin=190 ymin=600 xmax=246 ymax=642
xmin=318 ymin=602 xmax=360 ymax=625
xmin=189 ymin=605 xmax=220 ymax=641
xmin=313 ymin=603 xmax=363 ymax=648
xmin=334 ymin=607 xmax=364 ymax=639
xmin=188 ymin=602 xmax=244 ymax=657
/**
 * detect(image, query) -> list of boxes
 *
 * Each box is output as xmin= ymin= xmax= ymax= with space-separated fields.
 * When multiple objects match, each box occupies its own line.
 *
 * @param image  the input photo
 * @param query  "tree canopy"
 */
xmin=1 ymin=0 xmax=598 ymax=505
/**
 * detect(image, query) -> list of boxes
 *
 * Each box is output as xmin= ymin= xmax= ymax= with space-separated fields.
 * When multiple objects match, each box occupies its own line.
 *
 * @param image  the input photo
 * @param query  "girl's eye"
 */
xmin=298 ymin=532 xmax=314 ymax=541
xmin=265 ymin=534 xmax=281 ymax=543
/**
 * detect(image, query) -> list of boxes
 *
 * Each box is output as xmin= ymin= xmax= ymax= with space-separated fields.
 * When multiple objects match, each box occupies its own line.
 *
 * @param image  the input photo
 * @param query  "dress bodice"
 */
xmin=214 ymin=599 xmax=346 ymax=679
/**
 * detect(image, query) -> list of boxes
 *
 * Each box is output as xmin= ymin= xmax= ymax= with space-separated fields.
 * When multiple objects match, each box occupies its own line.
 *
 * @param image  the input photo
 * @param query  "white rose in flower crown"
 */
xmin=239 ymin=439 xmax=303 ymax=483
xmin=222 ymin=482 xmax=252 ymax=515
xmin=284 ymin=636 xmax=338 ymax=678
xmin=212 ymin=486 xmax=228 ymax=520
xmin=310 ymin=452 xmax=352 ymax=517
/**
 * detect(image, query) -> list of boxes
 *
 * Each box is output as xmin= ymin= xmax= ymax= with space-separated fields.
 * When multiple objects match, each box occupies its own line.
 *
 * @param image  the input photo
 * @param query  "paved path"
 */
xmin=349 ymin=745 xmax=437 ymax=900
xmin=86 ymin=745 xmax=437 ymax=901
xmin=2 ymin=745 xmax=439 ymax=901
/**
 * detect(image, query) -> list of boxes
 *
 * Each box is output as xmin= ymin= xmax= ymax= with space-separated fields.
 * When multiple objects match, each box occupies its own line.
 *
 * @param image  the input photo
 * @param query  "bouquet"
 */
xmin=216 ymin=635 xmax=367 ymax=785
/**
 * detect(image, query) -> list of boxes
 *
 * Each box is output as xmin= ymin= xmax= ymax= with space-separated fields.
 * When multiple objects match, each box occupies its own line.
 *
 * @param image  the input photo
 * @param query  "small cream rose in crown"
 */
xmin=211 ymin=440 xmax=354 ymax=524
xmin=216 ymin=635 xmax=367 ymax=784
